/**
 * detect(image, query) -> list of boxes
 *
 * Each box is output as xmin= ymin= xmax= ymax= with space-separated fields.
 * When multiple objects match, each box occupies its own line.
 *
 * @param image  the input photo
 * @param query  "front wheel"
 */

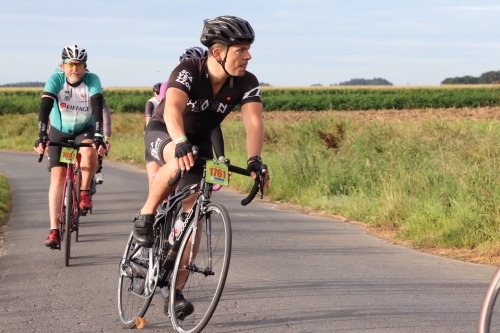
xmin=74 ymin=170 xmax=82 ymax=242
xmin=117 ymin=231 xmax=154 ymax=328
xmin=63 ymin=179 xmax=72 ymax=267
xmin=478 ymin=268 xmax=500 ymax=333
xmin=169 ymin=202 xmax=232 ymax=333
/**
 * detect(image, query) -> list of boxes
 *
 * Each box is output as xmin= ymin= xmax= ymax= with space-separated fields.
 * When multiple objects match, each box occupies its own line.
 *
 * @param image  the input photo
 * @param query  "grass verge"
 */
xmin=0 ymin=174 xmax=12 ymax=229
xmin=4 ymin=110 xmax=500 ymax=264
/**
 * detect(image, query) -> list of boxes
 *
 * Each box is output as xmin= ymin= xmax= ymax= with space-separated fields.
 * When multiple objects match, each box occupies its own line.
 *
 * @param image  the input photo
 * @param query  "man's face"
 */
xmin=224 ymin=44 xmax=252 ymax=77
xmin=61 ymin=60 xmax=85 ymax=84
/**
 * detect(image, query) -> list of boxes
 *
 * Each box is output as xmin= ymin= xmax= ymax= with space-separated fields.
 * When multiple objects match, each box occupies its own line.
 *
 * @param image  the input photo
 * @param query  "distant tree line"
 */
xmin=0 ymin=81 xmax=45 ymax=87
xmin=441 ymin=71 xmax=500 ymax=85
xmin=330 ymin=78 xmax=393 ymax=86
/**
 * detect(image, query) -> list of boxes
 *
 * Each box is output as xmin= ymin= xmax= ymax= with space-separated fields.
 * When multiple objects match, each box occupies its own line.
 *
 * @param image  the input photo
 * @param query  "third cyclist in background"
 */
xmin=145 ymin=83 xmax=162 ymax=126
xmin=94 ymin=96 xmax=112 ymax=185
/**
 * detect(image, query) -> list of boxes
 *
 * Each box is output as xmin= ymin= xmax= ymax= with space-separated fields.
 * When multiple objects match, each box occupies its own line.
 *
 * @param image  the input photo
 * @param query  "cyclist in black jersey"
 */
xmin=144 ymin=47 xmax=226 ymax=189
xmin=135 ymin=16 xmax=270 ymax=318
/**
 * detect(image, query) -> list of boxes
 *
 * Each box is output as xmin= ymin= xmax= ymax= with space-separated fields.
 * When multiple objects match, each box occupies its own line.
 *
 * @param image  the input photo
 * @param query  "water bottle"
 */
xmin=168 ymin=212 xmax=188 ymax=245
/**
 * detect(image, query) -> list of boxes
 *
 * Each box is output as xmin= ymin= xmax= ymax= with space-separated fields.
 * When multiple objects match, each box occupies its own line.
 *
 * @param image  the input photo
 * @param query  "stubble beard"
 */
xmin=66 ymin=73 xmax=83 ymax=85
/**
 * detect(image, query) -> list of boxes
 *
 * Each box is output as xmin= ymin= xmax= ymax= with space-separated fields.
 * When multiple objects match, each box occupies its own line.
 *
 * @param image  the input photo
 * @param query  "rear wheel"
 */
xmin=63 ymin=179 xmax=72 ymax=266
xmin=169 ymin=202 xmax=232 ymax=333
xmin=118 ymin=231 xmax=154 ymax=328
xmin=479 ymin=267 xmax=500 ymax=333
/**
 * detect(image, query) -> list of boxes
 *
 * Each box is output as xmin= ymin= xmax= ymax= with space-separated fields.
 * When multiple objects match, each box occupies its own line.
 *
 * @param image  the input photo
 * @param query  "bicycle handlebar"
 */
xmin=37 ymin=141 xmax=94 ymax=163
xmin=167 ymin=146 xmax=267 ymax=206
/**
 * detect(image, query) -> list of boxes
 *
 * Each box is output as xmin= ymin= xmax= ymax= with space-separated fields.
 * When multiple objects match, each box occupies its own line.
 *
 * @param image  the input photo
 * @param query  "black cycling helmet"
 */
xmin=200 ymin=16 xmax=255 ymax=47
xmin=179 ymin=46 xmax=207 ymax=62
xmin=61 ymin=44 xmax=87 ymax=62
xmin=153 ymin=83 xmax=162 ymax=94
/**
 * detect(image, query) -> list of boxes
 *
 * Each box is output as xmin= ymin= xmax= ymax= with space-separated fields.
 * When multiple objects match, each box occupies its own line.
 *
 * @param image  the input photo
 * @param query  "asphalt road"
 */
xmin=0 ymin=151 xmax=497 ymax=333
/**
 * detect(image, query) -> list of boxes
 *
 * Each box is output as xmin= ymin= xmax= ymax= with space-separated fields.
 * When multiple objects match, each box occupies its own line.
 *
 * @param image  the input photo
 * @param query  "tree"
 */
xmin=440 ymin=71 xmax=500 ymax=85
xmin=333 ymin=78 xmax=393 ymax=86
xmin=0 ymin=81 xmax=45 ymax=87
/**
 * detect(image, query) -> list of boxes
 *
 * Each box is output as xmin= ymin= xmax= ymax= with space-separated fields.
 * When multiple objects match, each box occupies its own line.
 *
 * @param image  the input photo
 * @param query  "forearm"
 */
xmin=90 ymin=94 xmax=104 ymax=134
xmin=211 ymin=126 xmax=225 ymax=158
xmin=245 ymin=120 xmax=263 ymax=158
xmin=164 ymin=110 xmax=186 ymax=143
xmin=102 ymin=101 xmax=111 ymax=137
xmin=241 ymin=102 xmax=264 ymax=158
xmin=38 ymin=94 xmax=55 ymax=135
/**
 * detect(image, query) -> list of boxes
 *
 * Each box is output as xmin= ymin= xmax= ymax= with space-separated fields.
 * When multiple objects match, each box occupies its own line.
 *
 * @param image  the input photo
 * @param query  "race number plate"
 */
xmin=205 ymin=160 xmax=229 ymax=186
xmin=59 ymin=147 xmax=77 ymax=164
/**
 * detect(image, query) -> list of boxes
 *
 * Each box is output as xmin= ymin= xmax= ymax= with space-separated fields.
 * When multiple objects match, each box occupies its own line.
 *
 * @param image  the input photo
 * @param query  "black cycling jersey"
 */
xmin=152 ymin=57 xmax=261 ymax=140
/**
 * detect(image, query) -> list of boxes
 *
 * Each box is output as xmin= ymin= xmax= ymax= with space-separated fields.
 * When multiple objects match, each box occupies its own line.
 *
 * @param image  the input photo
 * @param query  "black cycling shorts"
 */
xmin=144 ymin=119 xmax=213 ymax=188
xmin=48 ymin=126 xmax=95 ymax=169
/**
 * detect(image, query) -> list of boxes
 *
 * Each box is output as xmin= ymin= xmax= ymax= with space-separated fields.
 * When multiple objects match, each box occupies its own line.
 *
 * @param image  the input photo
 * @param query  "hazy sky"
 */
xmin=1 ymin=0 xmax=499 ymax=87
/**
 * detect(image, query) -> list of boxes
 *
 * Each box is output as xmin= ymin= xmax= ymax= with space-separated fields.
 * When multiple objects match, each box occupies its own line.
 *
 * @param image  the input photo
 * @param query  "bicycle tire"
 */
xmin=169 ymin=202 xmax=232 ymax=333
xmin=117 ymin=231 xmax=154 ymax=328
xmin=64 ymin=179 xmax=72 ymax=266
xmin=156 ymin=206 xmax=173 ymax=303
xmin=74 ymin=170 xmax=81 ymax=242
xmin=478 ymin=267 xmax=500 ymax=333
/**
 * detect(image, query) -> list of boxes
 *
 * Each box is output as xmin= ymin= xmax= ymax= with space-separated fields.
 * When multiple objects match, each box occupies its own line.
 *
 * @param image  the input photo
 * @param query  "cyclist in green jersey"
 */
xmin=35 ymin=45 xmax=107 ymax=249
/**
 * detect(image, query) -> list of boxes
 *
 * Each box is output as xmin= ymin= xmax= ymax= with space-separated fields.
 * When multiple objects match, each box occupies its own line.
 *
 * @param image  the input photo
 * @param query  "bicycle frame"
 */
xmin=118 ymin=155 xmax=266 ymax=330
xmin=59 ymin=155 xmax=77 ymax=227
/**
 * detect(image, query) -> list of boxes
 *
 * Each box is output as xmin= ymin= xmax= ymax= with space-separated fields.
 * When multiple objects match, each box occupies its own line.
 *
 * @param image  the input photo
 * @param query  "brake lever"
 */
xmin=259 ymin=165 xmax=267 ymax=199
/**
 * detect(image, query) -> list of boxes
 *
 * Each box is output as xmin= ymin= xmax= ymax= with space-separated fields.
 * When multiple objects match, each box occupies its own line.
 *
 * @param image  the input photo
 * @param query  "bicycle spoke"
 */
xmin=117 ymin=232 xmax=153 ymax=328
xmin=170 ymin=203 xmax=232 ymax=333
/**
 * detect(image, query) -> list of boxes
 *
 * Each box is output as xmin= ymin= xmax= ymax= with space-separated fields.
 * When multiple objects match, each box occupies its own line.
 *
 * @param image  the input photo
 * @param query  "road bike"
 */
xmin=117 ymin=153 xmax=267 ymax=332
xmin=38 ymin=141 xmax=94 ymax=266
xmin=478 ymin=267 xmax=500 ymax=332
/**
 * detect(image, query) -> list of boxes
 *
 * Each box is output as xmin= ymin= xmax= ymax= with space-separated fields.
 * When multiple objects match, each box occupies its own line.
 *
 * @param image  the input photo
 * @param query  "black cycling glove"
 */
xmin=93 ymin=134 xmax=106 ymax=150
xmin=34 ymin=135 xmax=49 ymax=148
xmin=247 ymin=156 xmax=263 ymax=174
xmin=175 ymin=141 xmax=194 ymax=159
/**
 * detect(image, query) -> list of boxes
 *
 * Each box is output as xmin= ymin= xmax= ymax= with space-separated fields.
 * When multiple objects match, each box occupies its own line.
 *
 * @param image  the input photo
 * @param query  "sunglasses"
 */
xmin=64 ymin=63 xmax=86 ymax=69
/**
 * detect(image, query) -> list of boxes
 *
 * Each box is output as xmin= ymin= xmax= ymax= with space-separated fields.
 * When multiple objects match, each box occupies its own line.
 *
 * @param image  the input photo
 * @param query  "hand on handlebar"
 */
xmin=247 ymin=156 xmax=269 ymax=189
xmin=93 ymin=135 xmax=107 ymax=156
xmin=175 ymin=141 xmax=195 ymax=171
xmin=34 ymin=136 xmax=49 ymax=155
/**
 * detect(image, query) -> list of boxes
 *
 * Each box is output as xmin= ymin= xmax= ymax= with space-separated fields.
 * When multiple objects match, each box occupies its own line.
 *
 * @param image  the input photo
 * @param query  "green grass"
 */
xmin=4 ymin=112 xmax=500 ymax=252
xmin=0 ymin=174 xmax=11 ymax=227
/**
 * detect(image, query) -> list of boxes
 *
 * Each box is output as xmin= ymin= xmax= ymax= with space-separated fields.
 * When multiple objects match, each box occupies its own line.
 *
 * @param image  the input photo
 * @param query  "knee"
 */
xmin=80 ymin=148 xmax=97 ymax=162
xmin=51 ymin=170 xmax=66 ymax=187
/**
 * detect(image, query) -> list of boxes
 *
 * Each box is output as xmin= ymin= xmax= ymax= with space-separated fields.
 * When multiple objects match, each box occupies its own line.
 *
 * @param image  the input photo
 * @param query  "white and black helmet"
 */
xmin=179 ymin=46 xmax=207 ymax=62
xmin=61 ymin=44 xmax=87 ymax=62
xmin=200 ymin=16 xmax=255 ymax=47
xmin=153 ymin=83 xmax=162 ymax=93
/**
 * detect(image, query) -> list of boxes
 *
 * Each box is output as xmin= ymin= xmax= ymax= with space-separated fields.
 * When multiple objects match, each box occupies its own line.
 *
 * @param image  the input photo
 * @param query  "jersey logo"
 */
xmin=187 ymin=99 xmax=235 ymax=114
xmin=150 ymin=138 xmax=163 ymax=160
xmin=242 ymin=86 xmax=261 ymax=99
xmin=59 ymin=102 xmax=67 ymax=109
xmin=176 ymin=69 xmax=193 ymax=90
xmin=64 ymin=90 xmax=71 ymax=101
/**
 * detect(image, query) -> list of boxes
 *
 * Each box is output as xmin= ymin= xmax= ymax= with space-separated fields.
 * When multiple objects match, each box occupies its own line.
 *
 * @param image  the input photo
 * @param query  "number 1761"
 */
xmin=209 ymin=168 xmax=226 ymax=179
